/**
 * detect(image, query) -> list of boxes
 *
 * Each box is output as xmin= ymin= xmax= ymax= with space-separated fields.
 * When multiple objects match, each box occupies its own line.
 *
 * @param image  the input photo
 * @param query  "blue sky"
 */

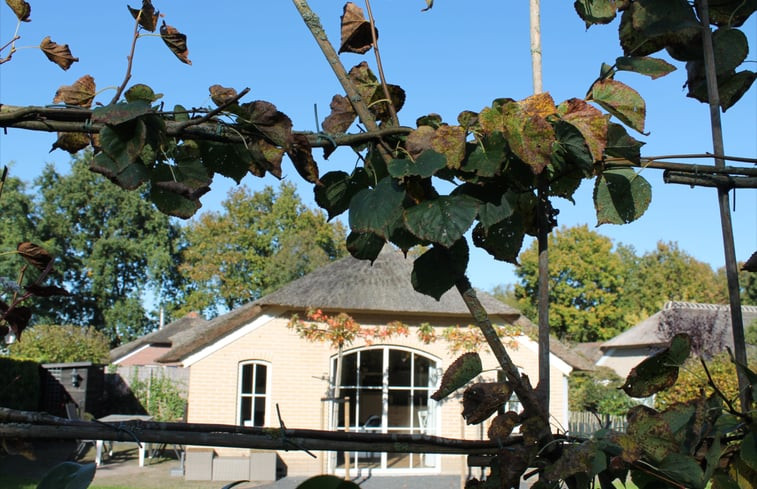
xmin=1 ymin=1 xmax=755 ymax=292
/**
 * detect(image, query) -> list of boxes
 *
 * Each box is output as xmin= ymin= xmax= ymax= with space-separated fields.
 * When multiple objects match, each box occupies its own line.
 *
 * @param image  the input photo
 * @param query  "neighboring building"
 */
xmin=597 ymin=301 xmax=757 ymax=378
xmin=111 ymin=312 xmax=208 ymax=367
xmin=134 ymin=246 xmax=590 ymax=480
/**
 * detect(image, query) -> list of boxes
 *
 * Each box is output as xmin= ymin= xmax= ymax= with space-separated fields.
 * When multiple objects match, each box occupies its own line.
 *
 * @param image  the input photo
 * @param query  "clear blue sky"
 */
xmin=1 ymin=1 xmax=755 ymax=292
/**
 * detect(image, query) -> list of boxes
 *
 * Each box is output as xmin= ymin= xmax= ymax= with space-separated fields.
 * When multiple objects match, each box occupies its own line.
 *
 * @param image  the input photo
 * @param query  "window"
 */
xmin=239 ymin=362 xmax=268 ymax=427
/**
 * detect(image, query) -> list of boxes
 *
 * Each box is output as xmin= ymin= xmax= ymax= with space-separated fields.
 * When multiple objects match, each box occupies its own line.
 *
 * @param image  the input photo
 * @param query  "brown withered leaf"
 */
xmin=487 ymin=411 xmax=521 ymax=441
xmin=209 ymin=85 xmax=238 ymax=108
xmin=128 ymin=0 xmax=159 ymax=32
xmin=6 ymin=0 xmax=31 ymax=22
xmin=40 ymin=36 xmax=79 ymax=71
xmin=53 ymin=74 xmax=95 ymax=108
xmin=17 ymin=242 xmax=53 ymax=271
xmin=1 ymin=305 xmax=32 ymax=339
xmin=160 ymin=21 xmax=191 ymax=65
xmin=287 ymin=134 xmax=320 ymax=185
xmin=243 ymin=100 xmax=293 ymax=148
xmin=557 ymin=98 xmax=609 ymax=162
xmin=51 ymin=132 xmax=91 ymax=154
xmin=339 ymin=2 xmax=377 ymax=55
xmin=322 ymin=94 xmax=356 ymax=134
xmin=248 ymin=139 xmax=284 ymax=178
xmin=462 ymin=382 xmax=514 ymax=425
xmin=431 ymin=125 xmax=466 ymax=169
xmin=406 ymin=126 xmax=435 ymax=159
xmin=24 ymin=283 xmax=70 ymax=298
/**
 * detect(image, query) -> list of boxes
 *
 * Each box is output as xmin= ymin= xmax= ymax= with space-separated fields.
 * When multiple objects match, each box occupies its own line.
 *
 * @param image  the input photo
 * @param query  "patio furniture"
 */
xmin=95 ymin=414 xmax=153 ymax=467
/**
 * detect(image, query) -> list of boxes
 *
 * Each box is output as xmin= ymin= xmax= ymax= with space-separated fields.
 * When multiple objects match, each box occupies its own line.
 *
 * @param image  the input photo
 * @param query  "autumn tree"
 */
xmin=178 ymin=182 xmax=346 ymax=317
xmin=33 ymin=154 xmax=185 ymax=345
xmin=515 ymin=225 xmax=628 ymax=341
xmin=620 ymin=241 xmax=728 ymax=322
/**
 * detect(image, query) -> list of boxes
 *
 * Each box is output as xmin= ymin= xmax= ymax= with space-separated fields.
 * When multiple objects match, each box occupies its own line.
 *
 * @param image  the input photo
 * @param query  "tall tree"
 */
xmin=0 ymin=175 xmax=43 ymax=285
xmin=515 ymin=225 xmax=628 ymax=341
xmin=620 ymin=241 xmax=728 ymax=323
xmin=178 ymin=182 xmax=346 ymax=317
xmin=34 ymin=154 xmax=185 ymax=345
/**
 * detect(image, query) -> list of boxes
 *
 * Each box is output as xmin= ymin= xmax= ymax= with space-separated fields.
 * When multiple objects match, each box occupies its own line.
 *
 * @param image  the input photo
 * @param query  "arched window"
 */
xmin=238 ymin=361 xmax=269 ymax=427
xmin=332 ymin=346 xmax=439 ymax=472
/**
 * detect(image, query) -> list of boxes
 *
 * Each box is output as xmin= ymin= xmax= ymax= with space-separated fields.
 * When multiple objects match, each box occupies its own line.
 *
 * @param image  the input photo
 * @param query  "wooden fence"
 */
xmin=568 ymin=411 xmax=626 ymax=437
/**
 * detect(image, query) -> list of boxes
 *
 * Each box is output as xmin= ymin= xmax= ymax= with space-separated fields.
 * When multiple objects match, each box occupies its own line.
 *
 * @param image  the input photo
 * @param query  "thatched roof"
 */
xmin=110 ymin=312 xmax=207 ymax=363
xmin=601 ymin=301 xmax=757 ymax=357
xmin=256 ymin=246 xmax=520 ymax=318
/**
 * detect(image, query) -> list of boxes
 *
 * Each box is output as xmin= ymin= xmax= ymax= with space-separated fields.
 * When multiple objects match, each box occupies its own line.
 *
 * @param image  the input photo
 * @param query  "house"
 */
xmin=140 ymin=246 xmax=591 ymax=480
xmin=597 ymin=301 xmax=757 ymax=378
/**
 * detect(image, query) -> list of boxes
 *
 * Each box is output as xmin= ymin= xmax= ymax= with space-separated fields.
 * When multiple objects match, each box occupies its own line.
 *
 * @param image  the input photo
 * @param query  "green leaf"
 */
xmin=92 ymin=100 xmax=152 ymax=126
xmin=345 ymin=231 xmax=385 ymax=263
xmin=616 ymin=56 xmax=676 ymax=79
xmin=37 ymin=462 xmax=96 ymax=489
xmin=589 ymin=79 xmax=646 ymax=134
xmin=124 ymin=84 xmax=163 ymax=103
xmin=556 ymin=98 xmax=609 ymax=163
xmin=477 ymin=192 xmax=515 ymax=229
xmin=91 ymin=121 xmax=149 ymax=190
xmin=404 ymin=195 xmax=479 ymax=248
xmin=388 ymin=150 xmax=446 ymax=178
xmin=431 ymin=352 xmax=482 ymax=401
xmin=472 ymin=213 xmax=525 ymax=265
xmin=411 ymin=239 xmax=468 ymax=300
xmin=742 ymin=430 xmax=757 ymax=472
xmin=348 ymin=177 xmax=406 ymax=239
xmin=296 ymin=475 xmax=361 ymax=489
xmin=618 ymin=0 xmax=700 ymax=57
xmin=700 ymin=0 xmax=757 ymax=27
xmin=658 ymin=453 xmax=706 ymax=489
xmin=717 ymin=70 xmax=757 ymax=112
xmin=463 ymin=132 xmax=507 ymax=178
xmin=149 ymin=184 xmax=201 ymax=218
xmin=593 ymin=168 xmax=651 ymax=225
xmin=551 ymin=120 xmax=594 ymax=177
xmin=573 ymin=0 xmax=618 ymax=26
xmin=604 ymin=122 xmax=645 ymax=164
xmin=621 ymin=333 xmax=691 ymax=397
xmin=543 ymin=440 xmax=607 ymax=481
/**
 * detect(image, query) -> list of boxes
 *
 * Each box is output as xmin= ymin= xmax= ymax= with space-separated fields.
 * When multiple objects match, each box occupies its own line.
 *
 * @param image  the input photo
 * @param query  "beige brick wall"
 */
xmin=186 ymin=312 xmax=571 ymax=475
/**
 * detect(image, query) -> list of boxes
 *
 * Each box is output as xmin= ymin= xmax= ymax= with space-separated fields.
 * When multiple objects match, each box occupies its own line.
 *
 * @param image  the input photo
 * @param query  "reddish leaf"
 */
xmin=53 ymin=75 xmax=95 ymax=108
xmin=287 ymin=133 xmax=320 ymax=185
xmin=6 ymin=0 xmax=31 ymax=21
xmin=557 ymin=98 xmax=609 ymax=162
xmin=322 ymin=94 xmax=356 ymax=134
xmin=209 ymin=85 xmax=239 ymax=108
xmin=339 ymin=2 xmax=377 ymax=55
xmin=406 ymin=126 xmax=435 ymax=159
xmin=160 ymin=21 xmax=191 ymax=65
xmin=24 ymin=284 xmax=70 ymax=298
xmin=589 ymin=78 xmax=646 ymax=134
xmin=40 ymin=36 xmax=79 ymax=71
xmin=51 ymin=132 xmax=92 ymax=154
xmin=462 ymin=382 xmax=514 ymax=425
xmin=17 ymin=242 xmax=53 ymax=271
xmin=243 ymin=100 xmax=293 ymax=148
xmin=128 ymin=0 xmax=159 ymax=32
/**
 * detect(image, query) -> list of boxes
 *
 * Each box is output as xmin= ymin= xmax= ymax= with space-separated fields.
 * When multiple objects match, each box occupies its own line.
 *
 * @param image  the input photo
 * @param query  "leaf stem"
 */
xmin=110 ymin=10 xmax=143 ymax=105
xmin=364 ymin=0 xmax=399 ymax=127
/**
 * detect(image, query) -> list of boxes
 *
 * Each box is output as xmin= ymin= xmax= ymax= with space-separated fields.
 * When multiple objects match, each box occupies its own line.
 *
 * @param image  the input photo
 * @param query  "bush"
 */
xmin=8 ymin=325 xmax=110 ymax=364
xmin=0 ymin=357 xmax=40 ymax=410
xmin=130 ymin=370 xmax=186 ymax=422
xmin=569 ymin=366 xmax=636 ymax=415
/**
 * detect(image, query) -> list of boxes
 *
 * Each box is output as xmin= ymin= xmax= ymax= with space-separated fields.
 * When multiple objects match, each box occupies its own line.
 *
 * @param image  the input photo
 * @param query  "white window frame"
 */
xmin=237 ymin=360 xmax=271 ymax=427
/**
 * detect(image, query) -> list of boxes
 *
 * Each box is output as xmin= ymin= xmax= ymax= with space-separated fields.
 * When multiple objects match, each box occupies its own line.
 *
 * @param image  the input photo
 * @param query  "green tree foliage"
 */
xmin=178 ymin=182 xmax=346 ymax=317
xmin=7 ymin=324 xmax=110 ymax=363
xmin=515 ymin=225 xmax=628 ymax=341
xmin=620 ymin=241 xmax=728 ymax=323
xmin=569 ymin=367 xmax=636 ymax=416
xmin=741 ymin=269 xmax=757 ymax=305
xmin=514 ymin=226 xmax=729 ymax=341
xmin=32 ymin=154 xmax=185 ymax=344
xmin=130 ymin=371 xmax=186 ymax=422
xmin=654 ymin=351 xmax=756 ymax=411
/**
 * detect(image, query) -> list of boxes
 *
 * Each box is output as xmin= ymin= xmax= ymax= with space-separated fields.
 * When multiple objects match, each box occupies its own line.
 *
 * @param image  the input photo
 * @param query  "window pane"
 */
xmin=241 ymin=364 xmax=252 ymax=394
xmin=413 ymin=355 xmax=431 ymax=387
xmin=388 ymin=350 xmax=411 ymax=386
xmin=387 ymin=389 xmax=411 ymax=427
xmin=339 ymin=353 xmax=358 ymax=387
xmin=255 ymin=365 xmax=267 ymax=394
xmin=253 ymin=397 xmax=265 ymax=426
xmin=336 ymin=388 xmax=357 ymax=429
xmin=359 ymin=350 xmax=383 ymax=387
xmin=240 ymin=396 xmax=252 ymax=425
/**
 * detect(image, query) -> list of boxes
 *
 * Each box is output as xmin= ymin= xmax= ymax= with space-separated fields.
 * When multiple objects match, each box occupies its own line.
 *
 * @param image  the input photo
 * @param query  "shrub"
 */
xmin=0 ymin=357 xmax=40 ymax=410
xmin=130 ymin=370 xmax=186 ymax=422
xmin=8 ymin=325 xmax=110 ymax=364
